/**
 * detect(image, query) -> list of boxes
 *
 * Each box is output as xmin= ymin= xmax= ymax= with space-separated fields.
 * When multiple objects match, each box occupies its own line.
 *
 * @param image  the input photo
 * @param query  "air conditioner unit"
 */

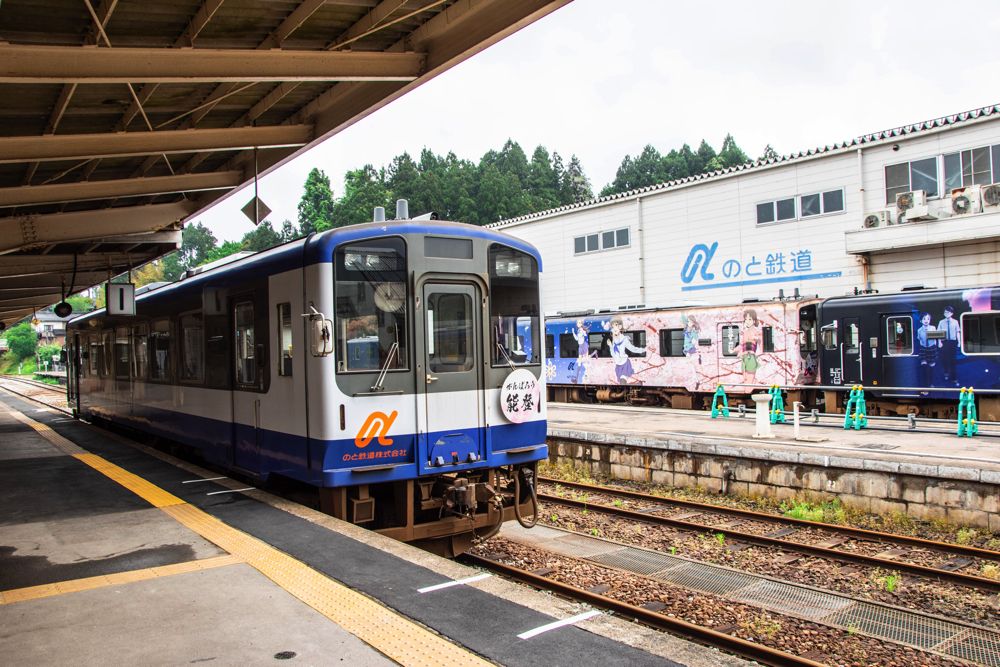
xmin=896 ymin=190 xmax=935 ymax=221
xmin=951 ymin=186 xmax=982 ymax=215
xmin=862 ymin=209 xmax=893 ymax=228
xmin=982 ymin=184 xmax=1000 ymax=211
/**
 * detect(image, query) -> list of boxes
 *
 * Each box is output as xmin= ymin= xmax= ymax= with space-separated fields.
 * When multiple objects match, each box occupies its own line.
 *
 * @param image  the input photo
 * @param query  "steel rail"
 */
xmin=463 ymin=554 xmax=825 ymax=667
xmin=539 ymin=477 xmax=1000 ymax=560
xmin=538 ymin=488 xmax=1000 ymax=593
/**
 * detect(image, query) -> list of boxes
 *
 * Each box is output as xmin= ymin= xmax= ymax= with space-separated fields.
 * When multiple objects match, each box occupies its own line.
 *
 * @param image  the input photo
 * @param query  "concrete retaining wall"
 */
xmin=547 ymin=434 xmax=1000 ymax=531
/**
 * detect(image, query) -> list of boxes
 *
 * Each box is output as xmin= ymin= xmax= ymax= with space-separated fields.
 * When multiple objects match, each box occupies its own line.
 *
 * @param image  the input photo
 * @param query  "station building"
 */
xmin=489 ymin=104 xmax=1000 ymax=312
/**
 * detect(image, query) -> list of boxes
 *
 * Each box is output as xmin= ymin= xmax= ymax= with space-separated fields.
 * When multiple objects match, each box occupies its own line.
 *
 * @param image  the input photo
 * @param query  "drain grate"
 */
xmin=502 ymin=524 xmax=1000 ymax=666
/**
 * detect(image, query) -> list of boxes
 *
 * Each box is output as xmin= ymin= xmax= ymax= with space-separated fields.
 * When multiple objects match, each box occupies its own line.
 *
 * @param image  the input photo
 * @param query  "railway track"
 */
xmin=0 ymin=375 xmax=70 ymax=413
xmin=538 ymin=477 xmax=1000 ymax=594
xmin=464 ymin=553 xmax=827 ymax=667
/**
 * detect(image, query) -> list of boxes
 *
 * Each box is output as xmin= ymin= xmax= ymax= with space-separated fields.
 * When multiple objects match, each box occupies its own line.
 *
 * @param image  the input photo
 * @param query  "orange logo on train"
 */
xmin=354 ymin=410 xmax=398 ymax=448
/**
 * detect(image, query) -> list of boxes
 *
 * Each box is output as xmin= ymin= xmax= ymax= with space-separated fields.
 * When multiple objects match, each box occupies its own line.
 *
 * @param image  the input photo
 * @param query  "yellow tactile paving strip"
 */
xmin=0 ymin=555 xmax=241 ymax=604
xmin=2 ymin=403 xmax=491 ymax=667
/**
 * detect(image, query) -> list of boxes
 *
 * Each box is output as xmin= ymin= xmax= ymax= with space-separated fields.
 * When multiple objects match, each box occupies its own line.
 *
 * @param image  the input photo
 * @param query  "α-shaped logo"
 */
xmin=355 ymin=410 xmax=398 ymax=448
xmin=680 ymin=242 xmax=719 ymax=283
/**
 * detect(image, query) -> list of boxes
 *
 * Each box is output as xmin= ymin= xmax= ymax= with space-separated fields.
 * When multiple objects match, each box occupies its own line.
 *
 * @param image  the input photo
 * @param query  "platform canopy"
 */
xmin=0 ymin=0 xmax=569 ymax=328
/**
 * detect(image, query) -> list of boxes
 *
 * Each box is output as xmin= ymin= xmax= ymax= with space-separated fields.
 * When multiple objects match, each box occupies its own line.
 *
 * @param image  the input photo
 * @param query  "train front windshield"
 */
xmin=489 ymin=244 xmax=540 ymax=366
xmin=335 ymin=238 xmax=408 ymax=372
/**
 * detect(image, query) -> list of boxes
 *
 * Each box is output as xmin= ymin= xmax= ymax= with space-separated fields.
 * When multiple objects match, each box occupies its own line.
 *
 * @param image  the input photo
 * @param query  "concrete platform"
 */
xmin=0 ymin=389 xmax=745 ymax=667
xmin=547 ymin=403 xmax=1000 ymax=531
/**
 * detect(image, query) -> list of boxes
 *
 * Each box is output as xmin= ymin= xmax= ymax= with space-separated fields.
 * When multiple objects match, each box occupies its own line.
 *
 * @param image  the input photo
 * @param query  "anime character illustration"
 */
xmin=937 ymin=306 xmax=961 ymax=385
xmin=682 ymin=314 xmax=700 ymax=363
xmin=607 ymin=317 xmax=645 ymax=384
xmin=740 ymin=309 xmax=761 ymax=383
xmin=916 ymin=312 xmax=939 ymax=388
xmin=572 ymin=318 xmax=590 ymax=384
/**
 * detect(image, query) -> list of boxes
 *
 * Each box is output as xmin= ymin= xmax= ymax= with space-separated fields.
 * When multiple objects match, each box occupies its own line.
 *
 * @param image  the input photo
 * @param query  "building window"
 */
xmin=277 ymin=303 xmax=293 ymax=376
xmin=721 ymin=325 xmax=740 ymax=357
xmin=659 ymin=329 xmax=684 ymax=357
xmin=573 ymin=227 xmax=629 ymax=254
xmin=886 ymin=316 xmax=913 ymax=356
xmin=799 ymin=189 xmax=845 ymax=218
xmin=885 ymin=156 xmax=939 ymax=204
xmin=944 ymin=145 xmax=1000 ymax=191
xmin=961 ymin=312 xmax=1000 ymax=355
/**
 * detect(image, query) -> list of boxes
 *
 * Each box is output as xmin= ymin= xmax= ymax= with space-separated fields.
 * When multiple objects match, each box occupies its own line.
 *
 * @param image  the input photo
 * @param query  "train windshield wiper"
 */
xmin=370 ymin=340 xmax=399 ymax=392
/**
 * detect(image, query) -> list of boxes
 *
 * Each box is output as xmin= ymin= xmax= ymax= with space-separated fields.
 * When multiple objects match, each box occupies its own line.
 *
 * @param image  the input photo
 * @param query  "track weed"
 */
xmin=714 ymin=532 xmax=726 ymax=546
xmin=981 ymin=563 xmax=1000 ymax=580
xmin=956 ymin=527 xmax=978 ymax=545
xmin=739 ymin=615 xmax=782 ymax=640
xmin=780 ymin=498 xmax=845 ymax=524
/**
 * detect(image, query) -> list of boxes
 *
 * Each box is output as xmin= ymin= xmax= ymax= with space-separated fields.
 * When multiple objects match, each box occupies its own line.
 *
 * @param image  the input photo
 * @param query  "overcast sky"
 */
xmin=200 ymin=0 xmax=1000 ymax=241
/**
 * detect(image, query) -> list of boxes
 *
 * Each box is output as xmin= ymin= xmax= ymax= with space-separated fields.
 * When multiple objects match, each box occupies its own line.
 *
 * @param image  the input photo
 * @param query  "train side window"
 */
xmin=149 ymin=319 xmax=172 ymax=382
xmin=102 ymin=330 xmax=113 ymax=377
xmin=235 ymin=301 xmax=257 ymax=386
xmin=589 ymin=332 xmax=611 ymax=358
xmin=558 ymin=333 xmax=578 ymax=358
xmin=961 ymin=312 xmax=1000 ymax=354
xmin=886 ymin=316 xmax=913 ymax=356
xmin=545 ymin=334 xmax=554 ymax=359
xmin=179 ymin=312 xmax=204 ymax=384
xmin=89 ymin=334 xmax=100 ymax=376
xmin=845 ymin=322 xmax=860 ymax=354
xmin=721 ymin=325 xmax=740 ymax=357
xmin=624 ymin=330 xmax=646 ymax=357
xmin=761 ymin=326 xmax=775 ymax=353
xmin=277 ymin=303 xmax=293 ymax=376
xmin=114 ymin=327 xmax=130 ymax=380
xmin=659 ymin=329 xmax=684 ymax=357
xmin=821 ymin=323 xmax=838 ymax=350
xmin=132 ymin=324 xmax=148 ymax=379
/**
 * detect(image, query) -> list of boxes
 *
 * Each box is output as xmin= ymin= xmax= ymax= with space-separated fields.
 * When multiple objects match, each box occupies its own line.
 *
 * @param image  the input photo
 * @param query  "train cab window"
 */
xmin=961 ymin=312 xmax=1000 ymax=354
xmin=427 ymin=293 xmax=474 ymax=372
xmin=659 ymin=329 xmax=685 ymax=357
xmin=179 ymin=313 xmax=204 ymax=384
xmin=821 ymin=323 xmax=838 ymax=350
xmin=149 ymin=319 xmax=172 ymax=382
xmin=335 ymin=238 xmax=408 ymax=373
xmin=558 ymin=333 xmax=578 ymax=358
xmin=277 ymin=303 xmax=293 ymax=376
xmin=886 ymin=316 xmax=913 ymax=356
xmin=721 ymin=325 xmax=740 ymax=357
xmin=489 ymin=245 xmax=540 ymax=366
xmin=761 ymin=326 xmax=775 ymax=353
xmin=132 ymin=324 xmax=148 ymax=379
xmin=545 ymin=334 xmax=554 ymax=359
xmin=114 ymin=327 xmax=130 ymax=380
xmin=235 ymin=302 xmax=257 ymax=386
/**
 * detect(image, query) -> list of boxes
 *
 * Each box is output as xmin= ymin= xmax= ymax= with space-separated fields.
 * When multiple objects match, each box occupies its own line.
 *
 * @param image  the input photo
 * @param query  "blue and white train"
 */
xmin=66 ymin=216 xmax=546 ymax=555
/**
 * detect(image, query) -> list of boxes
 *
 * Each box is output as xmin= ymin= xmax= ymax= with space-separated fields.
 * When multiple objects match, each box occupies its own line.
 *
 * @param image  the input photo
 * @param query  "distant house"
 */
xmin=32 ymin=309 xmax=72 ymax=347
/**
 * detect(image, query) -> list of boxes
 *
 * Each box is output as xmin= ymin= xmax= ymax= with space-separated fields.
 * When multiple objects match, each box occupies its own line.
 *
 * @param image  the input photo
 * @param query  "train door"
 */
xmin=231 ymin=299 xmax=261 ymax=473
xmin=417 ymin=282 xmax=486 ymax=473
xmin=68 ymin=333 xmax=81 ymax=414
xmin=841 ymin=316 xmax=863 ymax=384
xmin=882 ymin=313 xmax=918 ymax=392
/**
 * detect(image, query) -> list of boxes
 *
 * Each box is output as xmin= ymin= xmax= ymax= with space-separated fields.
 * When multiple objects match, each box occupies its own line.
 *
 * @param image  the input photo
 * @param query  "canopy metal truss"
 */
xmin=0 ymin=0 xmax=570 ymax=327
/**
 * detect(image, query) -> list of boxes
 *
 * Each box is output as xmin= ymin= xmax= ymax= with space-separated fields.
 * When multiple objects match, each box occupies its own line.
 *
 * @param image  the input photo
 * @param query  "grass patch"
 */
xmin=780 ymin=498 xmax=846 ymax=524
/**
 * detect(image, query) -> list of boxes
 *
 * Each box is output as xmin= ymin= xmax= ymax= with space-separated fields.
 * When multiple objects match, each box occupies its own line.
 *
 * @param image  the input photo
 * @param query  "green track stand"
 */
xmin=768 ymin=385 xmax=786 ymax=424
xmin=843 ymin=385 xmax=868 ymax=430
xmin=957 ymin=387 xmax=979 ymax=437
xmin=711 ymin=385 xmax=730 ymax=418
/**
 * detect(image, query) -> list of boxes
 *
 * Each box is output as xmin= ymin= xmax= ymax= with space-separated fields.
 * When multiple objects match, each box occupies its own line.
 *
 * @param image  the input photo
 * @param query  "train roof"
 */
xmin=68 ymin=220 xmax=542 ymax=327
xmin=820 ymin=285 xmax=1000 ymax=309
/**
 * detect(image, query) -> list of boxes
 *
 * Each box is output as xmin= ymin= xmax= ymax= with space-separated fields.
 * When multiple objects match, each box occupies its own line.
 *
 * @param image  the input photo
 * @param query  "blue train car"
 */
xmin=66 ymin=218 xmax=546 ymax=555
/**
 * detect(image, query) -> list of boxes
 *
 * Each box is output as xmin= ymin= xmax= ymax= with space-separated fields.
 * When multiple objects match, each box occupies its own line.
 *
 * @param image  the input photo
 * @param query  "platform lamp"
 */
xmin=53 ymin=254 xmax=78 ymax=318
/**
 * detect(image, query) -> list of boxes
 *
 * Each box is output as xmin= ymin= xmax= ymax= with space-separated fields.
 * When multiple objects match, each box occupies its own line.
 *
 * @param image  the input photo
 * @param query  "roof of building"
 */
xmin=489 ymin=102 xmax=1000 ymax=229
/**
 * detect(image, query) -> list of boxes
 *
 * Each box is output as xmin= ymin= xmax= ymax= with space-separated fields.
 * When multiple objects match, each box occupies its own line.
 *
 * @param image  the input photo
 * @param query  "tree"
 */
xmin=5 ymin=322 xmax=37 ymax=361
xmin=179 ymin=222 xmax=218 ymax=268
xmin=132 ymin=260 xmax=166 ymax=289
xmin=241 ymin=220 xmax=282 ymax=252
xmin=298 ymin=168 xmax=335 ymax=234
xmin=65 ymin=294 xmax=94 ymax=315
xmin=202 ymin=240 xmax=243 ymax=265
xmin=386 ymin=152 xmax=423 ymax=214
xmin=562 ymin=154 xmax=592 ymax=203
xmin=332 ymin=165 xmax=391 ymax=227
xmin=279 ymin=219 xmax=300 ymax=242
xmin=162 ymin=252 xmax=184 ymax=281
xmin=526 ymin=145 xmax=560 ymax=211
xmin=718 ymin=133 xmax=750 ymax=168
xmin=760 ymin=144 xmax=779 ymax=161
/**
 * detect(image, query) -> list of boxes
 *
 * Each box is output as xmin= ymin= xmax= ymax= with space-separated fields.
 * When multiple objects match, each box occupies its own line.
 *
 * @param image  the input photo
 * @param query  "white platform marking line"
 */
xmin=205 ymin=487 xmax=254 ymax=496
xmin=182 ymin=476 xmax=228 ymax=484
xmin=417 ymin=573 xmax=491 ymax=593
xmin=517 ymin=610 xmax=602 ymax=640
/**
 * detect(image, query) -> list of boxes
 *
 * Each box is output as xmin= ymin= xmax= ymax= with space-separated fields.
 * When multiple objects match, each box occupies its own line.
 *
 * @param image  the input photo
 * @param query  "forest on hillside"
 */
xmin=132 ymin=134 xmax=773 ymax=284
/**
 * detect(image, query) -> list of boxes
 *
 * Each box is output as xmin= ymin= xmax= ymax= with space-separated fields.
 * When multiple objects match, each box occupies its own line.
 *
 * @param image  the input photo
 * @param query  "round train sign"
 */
xmin=499 ymin=368 xmax=540 ymax=423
